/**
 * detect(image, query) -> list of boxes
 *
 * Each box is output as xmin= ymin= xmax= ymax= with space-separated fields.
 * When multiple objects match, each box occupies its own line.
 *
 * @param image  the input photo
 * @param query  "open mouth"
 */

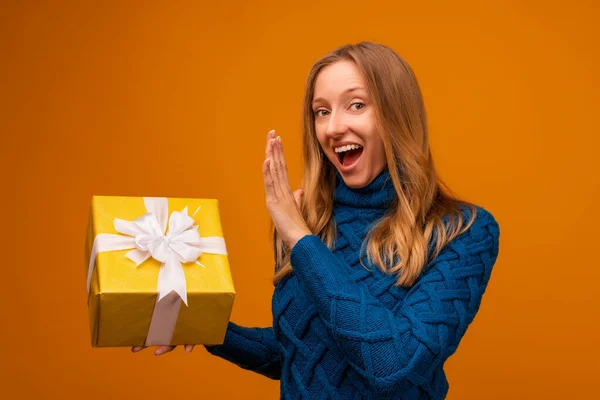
xmin=335 ymin=145 xmax=364 ymax=167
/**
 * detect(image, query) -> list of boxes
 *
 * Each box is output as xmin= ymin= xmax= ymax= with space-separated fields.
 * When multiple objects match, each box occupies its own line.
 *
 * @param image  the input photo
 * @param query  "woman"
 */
xmin=135 ymin=42 xmax=500 ymax=399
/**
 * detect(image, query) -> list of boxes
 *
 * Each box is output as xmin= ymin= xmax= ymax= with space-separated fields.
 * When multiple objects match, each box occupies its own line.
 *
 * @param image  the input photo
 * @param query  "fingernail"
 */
xmin=276 ymin=136 xmax=281 ymax=141
xmin=269 ymin=129 xmax=276 ymax=136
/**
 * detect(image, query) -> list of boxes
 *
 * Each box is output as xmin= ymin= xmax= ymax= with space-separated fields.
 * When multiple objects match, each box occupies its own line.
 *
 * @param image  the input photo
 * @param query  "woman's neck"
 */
xmin=333 ymin=167 xmax=397 ymax=210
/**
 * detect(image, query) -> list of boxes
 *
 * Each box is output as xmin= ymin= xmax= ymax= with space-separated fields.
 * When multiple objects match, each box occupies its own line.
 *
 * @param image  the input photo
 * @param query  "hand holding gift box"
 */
xmin=85 ymin=196 xmax=235 ymax=347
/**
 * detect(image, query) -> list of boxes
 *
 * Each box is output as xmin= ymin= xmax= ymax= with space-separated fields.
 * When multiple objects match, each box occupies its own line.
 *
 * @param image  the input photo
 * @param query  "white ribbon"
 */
xmin=86 ymin=197 xmax=227 ymax=306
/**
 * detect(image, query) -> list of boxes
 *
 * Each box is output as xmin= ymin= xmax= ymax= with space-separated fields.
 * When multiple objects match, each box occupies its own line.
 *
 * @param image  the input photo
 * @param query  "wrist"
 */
xmin=287 ymin=229 xmax=311 ymax=251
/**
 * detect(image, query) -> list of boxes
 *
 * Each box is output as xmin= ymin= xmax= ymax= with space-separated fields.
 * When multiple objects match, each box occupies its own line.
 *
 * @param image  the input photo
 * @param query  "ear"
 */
xmin=293 ymin=189 xmax=304 ymax=209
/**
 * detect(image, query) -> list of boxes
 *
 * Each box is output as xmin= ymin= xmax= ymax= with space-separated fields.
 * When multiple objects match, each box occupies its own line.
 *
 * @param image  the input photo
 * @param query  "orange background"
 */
xmin=1 ymin=1 xmax=598 ymax=399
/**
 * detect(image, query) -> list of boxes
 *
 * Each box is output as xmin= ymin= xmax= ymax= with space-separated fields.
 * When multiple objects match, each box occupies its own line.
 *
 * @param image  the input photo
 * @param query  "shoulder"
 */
xmin=414 ymin=205 xmax=501 ymax=293
xmin=433 ymin=205 xmax=500 ymax=270
xmin=425 ymin=204 xmax=499 ymax=260
xmin=430 ymin=204 xmax=500 ymax=268
xmin=455 ymin=204 xmax=500 ymax=242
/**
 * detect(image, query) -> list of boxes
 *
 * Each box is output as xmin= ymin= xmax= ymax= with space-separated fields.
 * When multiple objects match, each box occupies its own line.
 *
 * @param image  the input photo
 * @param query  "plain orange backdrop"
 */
xmin=1 ymin=1 xmax=598 ymax=399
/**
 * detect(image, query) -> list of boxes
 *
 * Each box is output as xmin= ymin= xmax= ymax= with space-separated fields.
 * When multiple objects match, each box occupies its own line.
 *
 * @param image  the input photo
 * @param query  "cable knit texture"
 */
xmin=205 ymin=168 xmax=500 ymax=399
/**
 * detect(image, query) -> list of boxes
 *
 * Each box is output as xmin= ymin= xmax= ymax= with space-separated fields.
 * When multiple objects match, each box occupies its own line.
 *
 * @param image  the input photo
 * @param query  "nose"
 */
xmin=324 ymin=111 xmax=349 ymax=139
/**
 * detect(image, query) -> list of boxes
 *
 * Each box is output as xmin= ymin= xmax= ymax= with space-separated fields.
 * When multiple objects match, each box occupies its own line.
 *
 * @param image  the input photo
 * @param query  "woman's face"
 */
xmin=312 ymin=60 xmax=387 ymax=189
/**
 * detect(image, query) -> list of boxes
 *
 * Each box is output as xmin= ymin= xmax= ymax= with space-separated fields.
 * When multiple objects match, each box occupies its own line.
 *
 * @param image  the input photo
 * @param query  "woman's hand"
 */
xmin=131 ymin=344 xmax=195 ymax=356
xmin=262 ymin=130 xmax=311 ymax=250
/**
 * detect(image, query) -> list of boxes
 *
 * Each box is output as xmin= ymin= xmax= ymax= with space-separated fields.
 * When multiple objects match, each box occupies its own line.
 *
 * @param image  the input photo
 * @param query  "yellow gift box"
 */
xmin=85 ymin=196 xmax=235 ymax=347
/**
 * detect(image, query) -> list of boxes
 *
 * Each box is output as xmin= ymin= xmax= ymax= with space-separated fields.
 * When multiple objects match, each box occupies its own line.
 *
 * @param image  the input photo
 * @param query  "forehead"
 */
xmin=313 ymin=60 xmax=366 ymax=97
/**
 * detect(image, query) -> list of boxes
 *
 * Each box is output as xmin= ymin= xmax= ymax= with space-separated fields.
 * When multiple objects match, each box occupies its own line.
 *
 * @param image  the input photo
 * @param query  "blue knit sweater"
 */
xmin=205 ymin=168 xmax=500 ymax=399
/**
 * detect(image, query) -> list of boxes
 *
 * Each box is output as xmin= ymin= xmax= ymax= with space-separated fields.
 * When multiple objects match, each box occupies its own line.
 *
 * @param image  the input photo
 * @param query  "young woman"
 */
xmin=135 ymin=42 xmax=500 ymax=399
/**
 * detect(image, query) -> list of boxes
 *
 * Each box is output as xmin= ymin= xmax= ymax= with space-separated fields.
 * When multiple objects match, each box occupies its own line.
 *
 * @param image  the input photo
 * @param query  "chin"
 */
xmin=336 ymin=161 xmax=387 ymax=189
xmin=338 ymin=171 xmax=374 ymax=189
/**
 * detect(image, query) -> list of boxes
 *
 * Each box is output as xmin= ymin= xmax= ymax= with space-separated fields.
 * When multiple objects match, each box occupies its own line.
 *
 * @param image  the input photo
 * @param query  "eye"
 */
xmin=350 ymin=102 xmax=365 ymax=111
xmin=314 ymin=109 xmax=330 ymax=117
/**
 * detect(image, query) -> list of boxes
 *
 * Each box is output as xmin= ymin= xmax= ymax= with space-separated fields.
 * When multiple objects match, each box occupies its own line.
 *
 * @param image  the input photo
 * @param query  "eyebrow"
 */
xmin=312 ymin=86 xmax=366 ymax=106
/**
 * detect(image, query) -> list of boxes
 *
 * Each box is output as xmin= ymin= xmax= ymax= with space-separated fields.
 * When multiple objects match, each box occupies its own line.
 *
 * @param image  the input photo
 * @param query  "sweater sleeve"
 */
xmin=203 ymin=321 xmax=282 ymax=380
xmin=289 ymin=207 xmax=500 ymax=392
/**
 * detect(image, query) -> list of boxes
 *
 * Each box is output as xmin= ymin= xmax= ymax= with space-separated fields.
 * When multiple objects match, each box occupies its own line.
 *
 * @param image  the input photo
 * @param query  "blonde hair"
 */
xmin=273 ymin=42 xmax=477 ymax=288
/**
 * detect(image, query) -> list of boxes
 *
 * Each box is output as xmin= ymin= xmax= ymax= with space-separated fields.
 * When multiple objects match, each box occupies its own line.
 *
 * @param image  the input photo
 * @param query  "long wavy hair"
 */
xmin=273 ymin=42 xmax=477 ymax=288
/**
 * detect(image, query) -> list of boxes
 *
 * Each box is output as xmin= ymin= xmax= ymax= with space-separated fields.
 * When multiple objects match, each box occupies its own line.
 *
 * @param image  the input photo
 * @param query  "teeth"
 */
xmin=334 ymin=144 xmax=363 ymax=153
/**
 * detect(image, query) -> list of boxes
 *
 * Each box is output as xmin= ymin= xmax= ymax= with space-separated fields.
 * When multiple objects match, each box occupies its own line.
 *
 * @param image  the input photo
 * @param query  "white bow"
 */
xmin=86 ymin=197 xmax=227 ymax=306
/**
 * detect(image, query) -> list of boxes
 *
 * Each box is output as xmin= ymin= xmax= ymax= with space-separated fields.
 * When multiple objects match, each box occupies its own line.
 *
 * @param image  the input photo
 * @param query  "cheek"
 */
xmin=315 ymin=128 xmax=327 ymax=150
xmin=376 ymin=138 xmax=386 ymax=159
xmin=367 ymin=132 xmax=386 ymax=162
xmin=356 ymin=112 xmax=378 ymax=140
xmin=376 ymin=140 xmax=387 ymax=168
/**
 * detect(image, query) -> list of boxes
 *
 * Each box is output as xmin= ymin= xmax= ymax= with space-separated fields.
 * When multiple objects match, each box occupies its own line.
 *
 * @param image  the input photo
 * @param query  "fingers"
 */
xmin=263 ymin=157 xmax=277 ymax=202
xmin=270 ymin=137 xmax=293 ymax=202
xmin=265 ymin=129 xmax=276 ymax=159
xmin=185 ymin=344 xmax=195 ymax=353
xmin=154 ymin=345 xmax=176 ymax=356
xmin=269 ymin=138 xmax=282 ymax=199
xmin=263 ymin=130 xmax=293 ymax=206
xmin=272 ymin=137 xmax=288 ymax=183
xmin=263 ymin=130 xmax=280 ymax=203
xmin=132 ymin=344 xmax=193 ymax=355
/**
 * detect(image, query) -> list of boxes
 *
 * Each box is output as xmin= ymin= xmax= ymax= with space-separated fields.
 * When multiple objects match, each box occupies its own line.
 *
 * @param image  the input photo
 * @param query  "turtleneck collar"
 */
xmin=333 ymin=167 xmax=397 ymax=210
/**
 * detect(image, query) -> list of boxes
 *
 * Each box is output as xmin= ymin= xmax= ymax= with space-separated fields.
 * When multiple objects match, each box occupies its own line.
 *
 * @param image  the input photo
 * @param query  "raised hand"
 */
xmin=262 ymin=130 xmax=311 ymax=250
